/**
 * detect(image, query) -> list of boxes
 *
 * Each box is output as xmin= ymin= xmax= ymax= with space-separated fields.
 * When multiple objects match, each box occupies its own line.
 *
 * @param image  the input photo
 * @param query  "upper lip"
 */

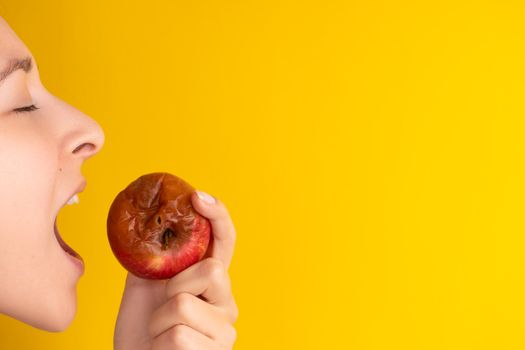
xmin=60 ymin=179 xmax=87 ymax=209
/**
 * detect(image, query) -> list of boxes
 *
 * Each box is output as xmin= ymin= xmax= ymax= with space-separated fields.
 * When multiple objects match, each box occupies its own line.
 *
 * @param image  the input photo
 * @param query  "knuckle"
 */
xmin=223 ymin=299 xmax=239 ymax=325
xmin=169 ymin=325 xmax=191 ymax=348
xmin=203 ymin=257 xmax=225 ymax=282
xmin=227 ymin=324 xmax=238 ymax=344
xmin=171 ymin=293 xmax=194 ymax=319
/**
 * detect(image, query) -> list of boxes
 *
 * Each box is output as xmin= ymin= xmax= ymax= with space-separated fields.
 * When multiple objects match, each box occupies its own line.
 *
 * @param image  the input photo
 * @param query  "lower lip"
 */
xmin=54 ymin=219 xmax=85 ymax=275
xmin=65 ymin=247 xmax=85 ymax=275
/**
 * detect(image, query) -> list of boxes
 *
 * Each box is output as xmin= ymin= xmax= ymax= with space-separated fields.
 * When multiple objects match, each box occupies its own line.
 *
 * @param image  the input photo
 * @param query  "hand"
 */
xmin=113 ymin=191 xmax=238 ymax=350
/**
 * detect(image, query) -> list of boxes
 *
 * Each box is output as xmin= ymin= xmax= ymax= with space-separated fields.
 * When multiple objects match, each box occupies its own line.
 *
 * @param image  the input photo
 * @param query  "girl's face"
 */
xmin=0 ymin=17 xmax=105 ymax=331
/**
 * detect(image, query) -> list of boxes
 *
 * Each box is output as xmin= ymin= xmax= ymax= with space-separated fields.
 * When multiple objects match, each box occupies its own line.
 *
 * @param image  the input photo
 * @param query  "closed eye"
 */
xmin=13 ymin=104 xmax=39 ymax=114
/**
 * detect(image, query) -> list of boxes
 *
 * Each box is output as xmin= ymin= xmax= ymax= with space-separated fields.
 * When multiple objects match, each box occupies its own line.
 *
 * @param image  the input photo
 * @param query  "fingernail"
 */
xmin=196 ymin=190 xmax=216 ymax=205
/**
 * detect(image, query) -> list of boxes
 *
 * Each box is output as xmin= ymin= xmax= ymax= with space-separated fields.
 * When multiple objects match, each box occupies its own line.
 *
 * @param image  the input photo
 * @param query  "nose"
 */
xmin=69 ymin=120 xmax=105 ymax=160
xmin=61 ymin=104 xmax=105 ymax=161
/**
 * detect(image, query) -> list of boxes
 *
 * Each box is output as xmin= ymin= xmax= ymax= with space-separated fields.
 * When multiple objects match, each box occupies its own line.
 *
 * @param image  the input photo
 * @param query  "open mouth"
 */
xmin=54 ymin=217 xmax=83 ymax=262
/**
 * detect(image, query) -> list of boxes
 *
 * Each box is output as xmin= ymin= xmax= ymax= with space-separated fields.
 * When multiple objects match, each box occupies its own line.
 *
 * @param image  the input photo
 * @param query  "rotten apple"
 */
xmin=107 ymin=172 xmax=211 ymax=280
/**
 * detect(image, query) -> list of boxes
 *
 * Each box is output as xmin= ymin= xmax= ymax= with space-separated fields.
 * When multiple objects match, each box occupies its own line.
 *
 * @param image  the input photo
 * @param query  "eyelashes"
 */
xmin=13 ymin=104 xmax=40 ymax=114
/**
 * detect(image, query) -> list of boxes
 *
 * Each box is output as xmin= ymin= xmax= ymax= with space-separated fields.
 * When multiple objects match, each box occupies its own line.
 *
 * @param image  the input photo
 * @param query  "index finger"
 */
xmin=191 ymin=191 xmax=236 ymax=270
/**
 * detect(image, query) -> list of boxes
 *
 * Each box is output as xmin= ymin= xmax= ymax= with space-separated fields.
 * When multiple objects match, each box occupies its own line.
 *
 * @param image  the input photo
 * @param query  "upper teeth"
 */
xmin=66 ymin=194 xmax=79 ymax=205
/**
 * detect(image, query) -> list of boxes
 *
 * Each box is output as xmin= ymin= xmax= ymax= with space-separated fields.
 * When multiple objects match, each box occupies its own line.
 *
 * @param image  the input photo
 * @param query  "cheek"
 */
xmin=0 ymin=122 xmax=57 ymax=229
xmin=0 ymin=122 xmax=78 ymax=330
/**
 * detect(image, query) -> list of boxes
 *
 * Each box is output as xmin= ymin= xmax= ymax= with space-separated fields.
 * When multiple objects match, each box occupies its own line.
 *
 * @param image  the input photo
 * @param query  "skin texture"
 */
xmin=0 ymin=17 xmax=105 ymax=331
xmin=0 ymin=16 xmax=238 ymax=348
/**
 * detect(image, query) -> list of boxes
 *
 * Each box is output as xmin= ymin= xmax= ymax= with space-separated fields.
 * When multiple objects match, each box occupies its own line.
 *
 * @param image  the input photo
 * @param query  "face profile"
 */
xmin=0 ymin=16 xmax=105 ymax=331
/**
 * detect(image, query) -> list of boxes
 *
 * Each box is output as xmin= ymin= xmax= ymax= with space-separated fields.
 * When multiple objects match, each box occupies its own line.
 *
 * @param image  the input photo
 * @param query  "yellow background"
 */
xmin=1 ymin=1 xmax=525 ymax=349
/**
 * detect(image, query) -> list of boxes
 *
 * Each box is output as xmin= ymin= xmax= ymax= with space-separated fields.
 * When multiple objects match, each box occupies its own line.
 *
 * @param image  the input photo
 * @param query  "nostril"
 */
xmin=73 ymin=142 xmax=95 ymax=154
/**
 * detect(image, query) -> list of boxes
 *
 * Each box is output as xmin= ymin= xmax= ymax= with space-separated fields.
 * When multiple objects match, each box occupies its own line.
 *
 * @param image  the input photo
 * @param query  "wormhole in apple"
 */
xmin=157 ymin=216 xmax=161 ymax=224
xmin=162 ymin=228 xmax=175 ymax=249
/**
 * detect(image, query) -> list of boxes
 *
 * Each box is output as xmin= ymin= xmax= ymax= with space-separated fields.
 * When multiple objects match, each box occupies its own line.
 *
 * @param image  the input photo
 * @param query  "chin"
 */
xmin=46 ymin=285 xmax=79 ymax=333
xmin=22 ymin=285 xmax=78 ymax=333
xmin=43 ymin=309 xmax=76 ymax=333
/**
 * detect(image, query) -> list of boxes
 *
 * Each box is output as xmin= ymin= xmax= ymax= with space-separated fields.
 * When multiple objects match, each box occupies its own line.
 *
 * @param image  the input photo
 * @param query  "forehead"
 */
xmin=0 ymin=17 xmax=33 ymax=65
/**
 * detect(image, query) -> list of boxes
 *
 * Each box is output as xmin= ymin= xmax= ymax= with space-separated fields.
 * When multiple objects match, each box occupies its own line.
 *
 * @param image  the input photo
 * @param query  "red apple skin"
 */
xmin=107 ymin=172 xmax=211 ymax=280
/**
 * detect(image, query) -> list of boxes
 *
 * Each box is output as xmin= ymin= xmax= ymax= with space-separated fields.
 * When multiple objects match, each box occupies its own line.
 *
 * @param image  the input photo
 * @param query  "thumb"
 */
xmin=191 ymin=190 xmax=237 ymax=270
xmin=114 ymin=273 xmax=168 ymax=349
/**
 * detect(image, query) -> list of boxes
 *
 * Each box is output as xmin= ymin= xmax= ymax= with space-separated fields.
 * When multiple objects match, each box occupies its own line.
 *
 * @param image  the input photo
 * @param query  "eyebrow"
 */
xmin=0 ymin=56 xmax=33 ymax=86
